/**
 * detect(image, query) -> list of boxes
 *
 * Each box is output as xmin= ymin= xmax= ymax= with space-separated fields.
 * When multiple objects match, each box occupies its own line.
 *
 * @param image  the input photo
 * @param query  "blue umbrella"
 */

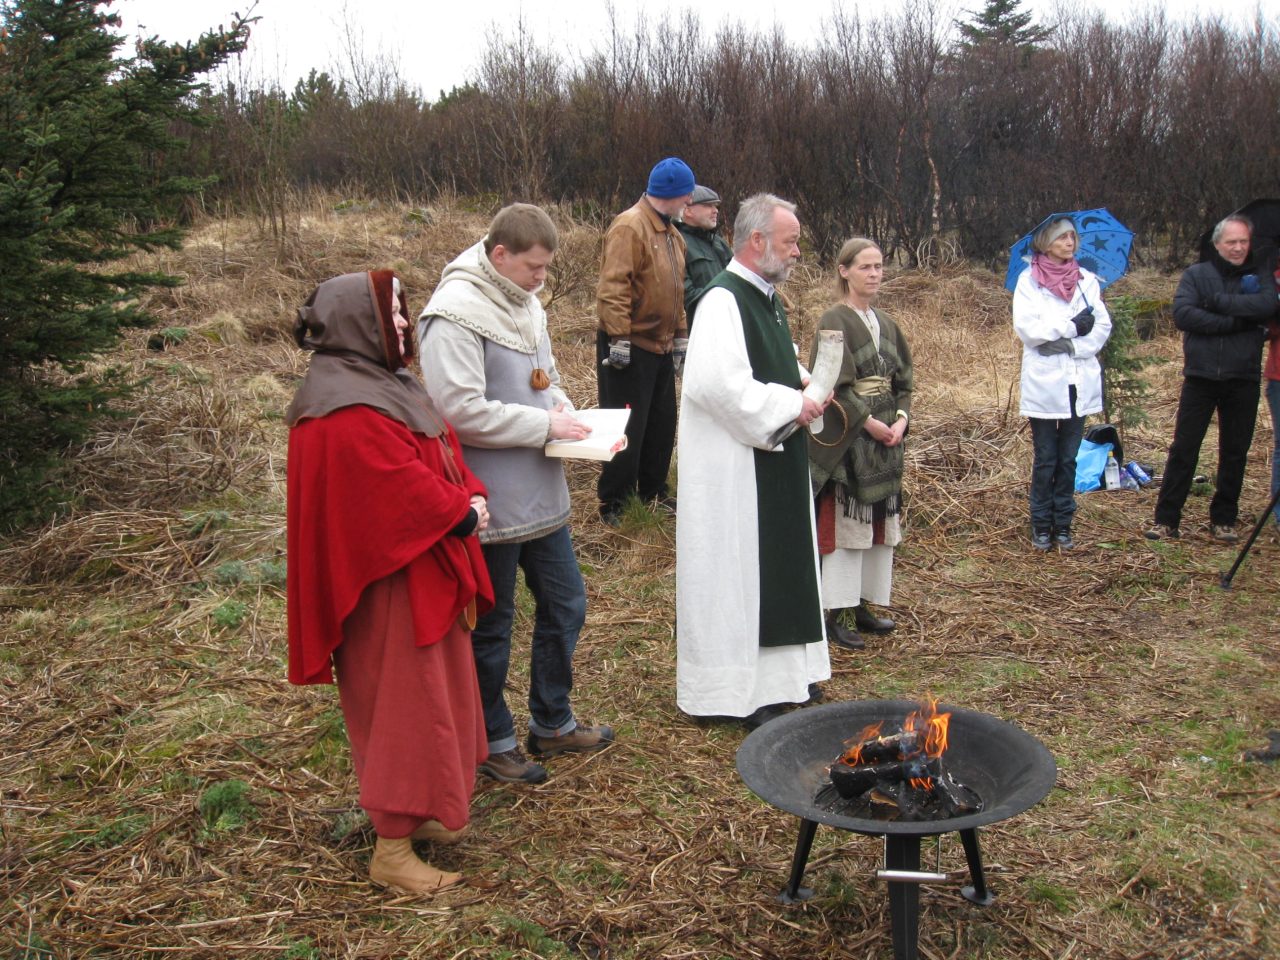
xmin=1004 ymin=208 xmax=1134 ymax=292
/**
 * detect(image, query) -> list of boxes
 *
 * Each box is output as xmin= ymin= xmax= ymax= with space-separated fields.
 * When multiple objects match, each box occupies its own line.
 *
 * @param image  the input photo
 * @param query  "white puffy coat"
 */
xmin=1013 ymin=267 xmax=1112 ymax=419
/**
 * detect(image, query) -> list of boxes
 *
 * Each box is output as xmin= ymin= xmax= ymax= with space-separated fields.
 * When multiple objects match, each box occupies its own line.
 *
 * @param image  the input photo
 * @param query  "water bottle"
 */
xmin=1125 ymin=461 xmax=1152 ymax=487
xmin=1119 ymin=469 xmax=1139 ymax=491
xmin=1104 ymin=452 xmax=1121 ymax=490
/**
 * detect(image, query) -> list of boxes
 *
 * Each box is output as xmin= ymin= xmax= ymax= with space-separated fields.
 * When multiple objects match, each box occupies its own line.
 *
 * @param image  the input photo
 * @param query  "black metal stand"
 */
xmin=778 ymin=820 xmax=996 ymax=960
xmin=1220 ymin=483 xmax=1280 ymax=589
xmin=958 ymin=828 xmax=995 ymax=906
xmin=778 ymin=819 xmax=818 ymax=903
xmin=885 ymin=835 xmax=922 ymax=960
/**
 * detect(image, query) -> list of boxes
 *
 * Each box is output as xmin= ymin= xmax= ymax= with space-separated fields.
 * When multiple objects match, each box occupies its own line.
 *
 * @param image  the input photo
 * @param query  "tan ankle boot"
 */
xmin=410 ymin=819 xmax=467 ymax=845
xmin=369 ymin=836 xmax=461 ymax=894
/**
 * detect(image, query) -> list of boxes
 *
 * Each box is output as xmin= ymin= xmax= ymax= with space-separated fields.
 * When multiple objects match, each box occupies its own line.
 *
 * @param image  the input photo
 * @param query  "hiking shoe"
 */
xmin=478 ymin=747 xmax=548 ymax=784
xmin=1144 ymin=523 xmax=1180 ymax=541
xmin=526 ymin=723 xmax=615 ymax=758
xmin=1031 ymin=529 xmax=1052 ymax=552
xmin=1054 ymin=528 xmax=1075 ymax=551
xmin=1244 ymin=730 xmax=1280 ymax=763
xmin=1210 ymin=523 xmax=1239 ymax=543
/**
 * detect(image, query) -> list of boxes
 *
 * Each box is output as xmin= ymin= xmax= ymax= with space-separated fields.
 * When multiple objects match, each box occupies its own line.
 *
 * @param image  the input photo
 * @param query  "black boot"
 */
xmin=825 ymin=611 xmax=865 ymax=650
xmin=852 ymin=603 xmax=895 ymax=633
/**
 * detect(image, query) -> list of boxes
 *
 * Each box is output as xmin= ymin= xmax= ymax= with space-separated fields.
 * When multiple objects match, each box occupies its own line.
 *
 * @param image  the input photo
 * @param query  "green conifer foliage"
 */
xmin=955 ymin=0 xmax=1052 ymax=53
xmin=0 ymin=0 xmax=252 ymax=528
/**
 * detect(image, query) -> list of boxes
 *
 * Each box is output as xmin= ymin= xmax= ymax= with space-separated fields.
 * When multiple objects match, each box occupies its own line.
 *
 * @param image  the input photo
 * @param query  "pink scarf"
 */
xmin=1030 ymin=252 xmax=1081 ymax=303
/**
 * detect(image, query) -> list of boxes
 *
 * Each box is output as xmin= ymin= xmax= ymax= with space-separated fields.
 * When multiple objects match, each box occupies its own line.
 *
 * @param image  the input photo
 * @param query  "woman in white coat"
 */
xmin=1013 ymin=217 xmax=1112 ymax=551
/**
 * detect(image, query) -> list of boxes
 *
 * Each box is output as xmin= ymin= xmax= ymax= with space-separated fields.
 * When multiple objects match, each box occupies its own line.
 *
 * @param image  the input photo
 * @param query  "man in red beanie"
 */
xmin=595 ymin=157 xmax=695 ymax=526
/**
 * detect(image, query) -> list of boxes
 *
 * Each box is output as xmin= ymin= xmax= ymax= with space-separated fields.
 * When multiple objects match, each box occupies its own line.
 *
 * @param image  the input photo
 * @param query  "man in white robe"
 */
xmin=675 ymin=194 xmax=831 ymax=727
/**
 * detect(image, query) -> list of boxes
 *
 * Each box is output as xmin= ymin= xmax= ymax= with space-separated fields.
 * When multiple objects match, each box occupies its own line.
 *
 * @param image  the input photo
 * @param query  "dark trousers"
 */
xmin=471 ymin=527 xmax=587 ymax=753
xmin=1154 ymin=376 xmax=1260 ymax=529
xmin=596 ymin=331 xmax=676 ymax=511
xmin=1029 ymin=413 xmax=1084 ymax=533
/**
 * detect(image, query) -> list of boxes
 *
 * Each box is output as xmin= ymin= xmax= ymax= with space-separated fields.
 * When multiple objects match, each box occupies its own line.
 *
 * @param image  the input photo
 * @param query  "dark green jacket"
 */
xmin=676 ymin=221 xmax=733 ymax=321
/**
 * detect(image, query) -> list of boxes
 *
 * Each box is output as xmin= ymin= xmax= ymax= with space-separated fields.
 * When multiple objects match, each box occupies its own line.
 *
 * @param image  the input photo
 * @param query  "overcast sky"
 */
xmin=113 ymin=0 xmax=1274 ymax=100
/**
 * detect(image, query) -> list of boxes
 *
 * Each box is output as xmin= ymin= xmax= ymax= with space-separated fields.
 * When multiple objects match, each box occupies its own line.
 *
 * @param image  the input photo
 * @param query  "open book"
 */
xmin=544 ymin=408 xmax=631 ymax=462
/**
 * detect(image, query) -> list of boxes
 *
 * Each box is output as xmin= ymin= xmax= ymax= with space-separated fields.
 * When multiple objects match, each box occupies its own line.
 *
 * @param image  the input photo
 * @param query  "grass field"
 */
xmin=2 ymin=197 xmax=1277 ymax=959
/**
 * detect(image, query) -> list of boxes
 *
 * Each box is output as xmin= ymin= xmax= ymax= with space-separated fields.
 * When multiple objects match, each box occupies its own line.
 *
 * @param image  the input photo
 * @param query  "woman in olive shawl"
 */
xmin=808 ymin=239 xmax=913 ymax=650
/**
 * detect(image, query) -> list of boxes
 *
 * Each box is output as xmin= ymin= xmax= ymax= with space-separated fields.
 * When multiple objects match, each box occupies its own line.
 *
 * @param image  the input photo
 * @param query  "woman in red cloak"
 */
xmin=285 ymin=270 xmax=494 ymax=894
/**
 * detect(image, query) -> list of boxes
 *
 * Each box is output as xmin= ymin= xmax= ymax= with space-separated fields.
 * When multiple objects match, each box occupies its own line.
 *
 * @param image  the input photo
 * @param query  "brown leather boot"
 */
xmin=411 ymin=820 xmax=467 ymax=845
xmin=369 ymin=836 xmax=461 ymax=894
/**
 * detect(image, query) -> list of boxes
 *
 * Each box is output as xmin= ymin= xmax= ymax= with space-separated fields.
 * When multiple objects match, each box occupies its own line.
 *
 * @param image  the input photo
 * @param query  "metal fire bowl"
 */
xmin=737 ymin=699 xmax=1057 ymax=835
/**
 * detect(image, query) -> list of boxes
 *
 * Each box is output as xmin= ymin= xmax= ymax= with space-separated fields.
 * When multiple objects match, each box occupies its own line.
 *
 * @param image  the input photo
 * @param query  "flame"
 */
xmin=834 ymin=697 xmax=953 ymax=792
xmin=839 ymin=721 xmax=883 ymax=765
xmin=902 ymin=694 xmax=950 ymax=760
xmin=903 ymin=695 xmax=950 ymax=790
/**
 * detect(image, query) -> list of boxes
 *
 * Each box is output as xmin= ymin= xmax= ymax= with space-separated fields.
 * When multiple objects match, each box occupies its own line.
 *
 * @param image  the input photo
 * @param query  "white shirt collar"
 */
xmin=728 ymin=258 xmax=775 ymax=298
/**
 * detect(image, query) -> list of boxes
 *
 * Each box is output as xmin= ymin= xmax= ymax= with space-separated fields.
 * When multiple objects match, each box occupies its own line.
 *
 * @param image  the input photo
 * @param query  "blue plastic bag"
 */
xmin=1075 ymin=438 xmax=1112 ymax=493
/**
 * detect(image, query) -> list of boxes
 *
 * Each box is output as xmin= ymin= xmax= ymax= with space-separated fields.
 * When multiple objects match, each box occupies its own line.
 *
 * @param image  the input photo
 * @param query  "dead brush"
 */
xmin=886 ymin=264 xmax=1014 ymax=329
xmin=0 ymin=509 xmax=218 ymax=587
xmin=71 ymin=357 xmax=271 ymax=513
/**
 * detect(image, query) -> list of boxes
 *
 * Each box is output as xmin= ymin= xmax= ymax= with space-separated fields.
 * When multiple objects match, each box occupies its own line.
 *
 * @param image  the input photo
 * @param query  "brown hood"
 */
xmin=284 ymin=271 xmax=446 ymax=436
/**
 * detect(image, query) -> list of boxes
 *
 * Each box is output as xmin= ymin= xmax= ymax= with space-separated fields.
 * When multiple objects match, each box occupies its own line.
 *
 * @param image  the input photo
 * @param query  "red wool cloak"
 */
xmin=287 ymin=404 xmax=494 ymax=686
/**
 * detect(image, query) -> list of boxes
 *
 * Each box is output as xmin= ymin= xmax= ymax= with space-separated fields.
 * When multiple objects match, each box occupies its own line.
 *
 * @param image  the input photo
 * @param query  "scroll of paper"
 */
xmin=765 ymin=329 xmax=844 ymax=448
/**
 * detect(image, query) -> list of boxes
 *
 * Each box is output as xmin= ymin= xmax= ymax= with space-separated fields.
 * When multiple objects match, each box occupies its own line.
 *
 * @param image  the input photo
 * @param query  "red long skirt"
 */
xmin=333 ymin=569 xmax=486 ymax=838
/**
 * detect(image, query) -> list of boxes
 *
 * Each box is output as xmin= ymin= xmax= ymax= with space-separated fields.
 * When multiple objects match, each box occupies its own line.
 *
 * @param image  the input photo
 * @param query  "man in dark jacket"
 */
xmin=676 ymin=185 xmax=733 ymax=325
xmin=1147 ymin=215 xmax=1279 ymax=542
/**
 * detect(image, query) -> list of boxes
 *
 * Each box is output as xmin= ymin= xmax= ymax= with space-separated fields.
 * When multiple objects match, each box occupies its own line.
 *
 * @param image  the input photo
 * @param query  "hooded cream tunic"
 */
xmin=419 ymin=241 xmax=574 ymax=543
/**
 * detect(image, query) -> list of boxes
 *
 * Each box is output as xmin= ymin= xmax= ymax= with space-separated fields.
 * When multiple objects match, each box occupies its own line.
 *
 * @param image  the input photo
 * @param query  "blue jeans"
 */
xmin=473 ymin=525 xmax=586 ymax=754
xmin=1029 ymin=414 xmax=1084 ymax=533
xmin=1268 ymin=379 xmax=1280 ymax=526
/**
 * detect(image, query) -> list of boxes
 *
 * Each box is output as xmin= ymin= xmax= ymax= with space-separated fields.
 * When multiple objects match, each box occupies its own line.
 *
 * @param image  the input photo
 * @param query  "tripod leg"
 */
xmin=1220 ymin=482 xmax=1280 ymax=589
xmin=778 ymin=818 xmax=818 ymax=903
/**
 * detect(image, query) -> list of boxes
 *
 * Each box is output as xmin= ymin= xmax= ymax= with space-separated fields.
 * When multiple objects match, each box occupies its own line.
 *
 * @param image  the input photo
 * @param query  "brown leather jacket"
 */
xmin=596 ymin=197 xmax=687 ymax=354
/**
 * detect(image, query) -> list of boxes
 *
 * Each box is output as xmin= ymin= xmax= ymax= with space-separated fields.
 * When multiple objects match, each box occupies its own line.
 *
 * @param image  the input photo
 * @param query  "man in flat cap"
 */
xmin=677 ymin=184 xmax=734 ymax=327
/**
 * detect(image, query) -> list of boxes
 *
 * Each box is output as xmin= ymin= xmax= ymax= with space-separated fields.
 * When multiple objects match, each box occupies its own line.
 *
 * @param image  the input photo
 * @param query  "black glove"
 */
xmin=1070 ymin=306 xmax=1095 ymax=338
xmin=1230 ymin=317 xmax=1266 ymax=334
xmin=1036 ymin=337 xmax=1075 ymax=356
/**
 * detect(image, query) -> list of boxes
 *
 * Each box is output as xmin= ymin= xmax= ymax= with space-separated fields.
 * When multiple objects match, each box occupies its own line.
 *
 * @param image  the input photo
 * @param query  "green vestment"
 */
xmin=707 ymin=272 xmax=824 ymax=648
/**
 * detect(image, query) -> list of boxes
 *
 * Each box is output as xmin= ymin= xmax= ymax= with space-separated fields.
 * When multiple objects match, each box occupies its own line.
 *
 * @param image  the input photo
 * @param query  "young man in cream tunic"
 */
xmin=419 ymin=204 xmax=614 ymax=784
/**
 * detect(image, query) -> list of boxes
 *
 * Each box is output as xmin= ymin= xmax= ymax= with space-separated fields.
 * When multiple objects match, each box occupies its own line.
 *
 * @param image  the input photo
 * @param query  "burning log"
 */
xmin=933 ymin=772 xmax=982 ymax=816
xmin=830 ymin=756 xmax=936 ymax=799
xmin=840 ymin=730 xmax=920 ymax=766
xmin=820 ymin=697 xmax=984 ymax=822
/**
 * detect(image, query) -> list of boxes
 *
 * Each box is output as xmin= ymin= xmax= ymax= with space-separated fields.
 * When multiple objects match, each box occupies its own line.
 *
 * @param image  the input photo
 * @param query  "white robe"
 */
xmin=675 ymin=261 xmax=831 ymax=718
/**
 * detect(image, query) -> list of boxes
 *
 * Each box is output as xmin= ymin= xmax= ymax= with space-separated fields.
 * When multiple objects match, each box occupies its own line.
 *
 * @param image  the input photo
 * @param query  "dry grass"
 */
xmin=2 ymin=195 xmax=1277 ymax=960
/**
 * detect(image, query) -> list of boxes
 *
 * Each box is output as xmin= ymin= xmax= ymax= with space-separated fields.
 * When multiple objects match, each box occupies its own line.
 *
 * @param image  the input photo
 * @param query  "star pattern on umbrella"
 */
xmin=1004 ymin=208 xmax=1133 ymax=292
